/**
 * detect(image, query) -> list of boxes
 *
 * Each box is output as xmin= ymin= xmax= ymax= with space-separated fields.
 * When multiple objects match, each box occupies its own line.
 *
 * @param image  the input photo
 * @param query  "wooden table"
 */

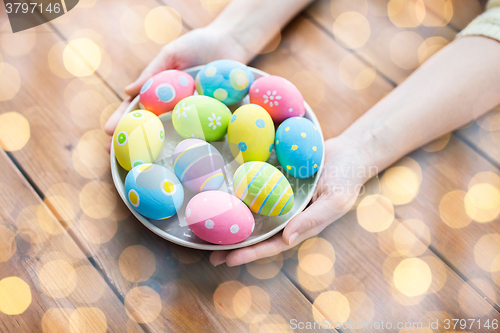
xmin=1 ymin=0 xmax=499 ymax=332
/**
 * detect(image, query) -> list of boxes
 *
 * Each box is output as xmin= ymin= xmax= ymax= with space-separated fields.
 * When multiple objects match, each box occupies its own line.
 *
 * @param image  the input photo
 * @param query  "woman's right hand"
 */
xmin=104 ymin=26 xmax=250 ymax=150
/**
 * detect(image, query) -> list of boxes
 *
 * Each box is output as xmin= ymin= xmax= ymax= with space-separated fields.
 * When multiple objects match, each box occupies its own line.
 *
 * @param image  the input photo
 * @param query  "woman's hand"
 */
xmin=104 ymin=26 xmax=249 ymax=147
xmin=210 ymin=136 xmax=372 ymax=267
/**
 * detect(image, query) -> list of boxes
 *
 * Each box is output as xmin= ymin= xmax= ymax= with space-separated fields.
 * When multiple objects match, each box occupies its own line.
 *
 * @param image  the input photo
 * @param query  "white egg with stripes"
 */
xmin=233 ymin=161 xmax=294 ymax=216
xmin=172 ymin=139 xmax=226 ymax=193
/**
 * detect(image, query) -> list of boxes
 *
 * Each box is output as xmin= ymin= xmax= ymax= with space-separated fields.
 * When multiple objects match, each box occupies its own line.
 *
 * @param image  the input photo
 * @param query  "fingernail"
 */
xmin=212 ymin=260 xmax=225 ymax=267
xmin=288 ymin=232 xmax=299 ymax=246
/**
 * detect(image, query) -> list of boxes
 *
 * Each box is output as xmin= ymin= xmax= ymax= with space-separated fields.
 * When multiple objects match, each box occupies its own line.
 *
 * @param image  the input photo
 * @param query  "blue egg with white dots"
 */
xmin=125 ymin=164 xmax=184 ymax=220
xmin=196 ymin=59 xmax=255 ymax=105
xmin=275 ymin=117 xmax=323 ymax=179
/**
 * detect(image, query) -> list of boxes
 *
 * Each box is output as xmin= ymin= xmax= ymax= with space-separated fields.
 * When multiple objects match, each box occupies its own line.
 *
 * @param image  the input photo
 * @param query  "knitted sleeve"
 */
xmin=457 ymin=0 xmax=500 ymax=42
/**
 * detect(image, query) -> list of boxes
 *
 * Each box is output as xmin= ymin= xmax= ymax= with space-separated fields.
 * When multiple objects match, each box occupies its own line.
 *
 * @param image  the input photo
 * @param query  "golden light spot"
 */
xmin=345 ymin=292 xmax=375 ymax=325
xmin=72 ymin=265 xmax=106 ymax=304
xmin=125 ymin=287 xmax=162 ymax=323
xmin=418 ymin=36 xmax=449 ymax=65
xmin=145 ymin=7 xmax=182 ymax=44
xmin=246 ymin=254 xmax=283 ymax=280
xmin=331 ymin=0 xmax=368 ymax=18
xmin=333 ymin=11 xmax=371 ymax=49
xmin=79 ymin=214 xmax=117 ymax=245
xmin=249 ymin=314 xmax=293 ymax=333
xmin=100 ymin=102 xmax=121 ymax=131
xmin=170 ymin=243 xmax=204 ymax=264
xmin=0 ymin=112 xmax=30 ymax=151
xmin=312 ymin=146 xmax=317 ymax=151
xmin=301 ymin=133 xmax=306 ymax=138
xmin=357 ymin=194 xmax=394 ymax=232
xmin=213 ymin=281 xmax=248 ymax=319
xmin=0 ymin=63 xmax=21 ymax=101
xmin=421 ymin=256 xmax=447 ymax=294
xmin=258 ymin=26 xmax=281 ymax=54
xmin=16 ymin=205 xmax=51 ymax=245
xmin=392 ymin=219 xmax=430 ymax=256
xmin=120 ymin=6 xmax=150 ymax=44
xmin=421 ymin=0 xmax=453 ymax=26
xmin=63 ymin=38 xmax=101 ymax=77
xmin=80 ymin=181 xmax=117 ymax=219
xmin=381 ymin=166 xmax=420 ymax=205
xmin=291 ymin=145 xmax=298 ymax=151
xmin=73 ymin=130 xmax=111 ymax=179
xmin=458 ymin=279 xmax=494 ymax=316
xmin=0 ymin=277 xmax=31 ymax=315
xmin=298 ymin=238 xmax=336 ymax=276
xmin=39 ymin=259 xmax=78 ymax=298
xmin=312 ymin=291 xmax=350 ymax=325
xmin=387 ymin=0 xmax=426 ymax=27
xmin=464 ymin=183 xmax=500 ymax=222
xmin=234 ymin=286 xmax=270 ymax=323
xmin=70 ymin=307 xmax=107 ymax=333
xmin=339 ymin=52 xmax=376 ymax=90
xmin=439 ymin=190 xmax=472 ymax=228
xmin=469 ymin=171 xmax=500 ymax=189
xmin=0 ymin=22 xmax=37 ymax=56
xmin=49 ymin=41 xmax=73 ymax=79
xmin=70 ymin=90 xmax=109 ymax=130
xmin=200 ymin=0 xmax=230 ymax=13
xmin=474 ymin=234 xmax=500 ymax=272
xmin=297 ymin=264 xmax=335 ymax=292
xmin=44 ymin=183 xmax=80 ymax=231
xmin=0 ymin=225 xmax=15 ymax=262
xmin=422 ymin=132 xmax=451 ymax=152
xmin=477 ymin=108 xmax=500 ymax=132
xmin=290 ymin=71 xmax=325 ymax=107
xmin=119 ymin=245 xmax=156 ymax=282
xmin=389 ymin=31 xmax=424 ymax=69
xmin=393 ymin=258 xmax=432 ymax=297
xmin=42 ymin=308 xmax=72 ymax=333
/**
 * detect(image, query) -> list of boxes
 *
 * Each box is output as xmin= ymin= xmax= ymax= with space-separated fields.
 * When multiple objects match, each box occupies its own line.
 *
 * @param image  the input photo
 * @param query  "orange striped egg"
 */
xmin=173 ymin=139 xmax=226 ymax=193
xmin=233 ymin=161 xmax=294 ymax=216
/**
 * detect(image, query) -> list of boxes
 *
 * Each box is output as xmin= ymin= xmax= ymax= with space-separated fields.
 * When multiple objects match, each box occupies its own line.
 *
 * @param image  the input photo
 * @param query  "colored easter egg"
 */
xmin=125 ymin=164 xmax=184 ymax=220
xmin=186 ymin=191 xmax=254 ymax=245
xmin=227 ymin=104 xmax=275 ymax=164
xmin=114 ymin=110 xmax=164 ymax=171
xmin=249 ymin=75 xmax=305 ymax=124
xmin=172 ymin=95 xmax=231 ymax=142
xmin=275 ymin=117 xmax=323 ymax=179
xmin=139 ymin=70 xmax=195 ymax=116
xmin=195 ymin=59 xmax=255 ymax=105
xmin=233 ymin=161 xmax=294 ymax=216
xmin=172 ymin=139 xmax=226 ymax=193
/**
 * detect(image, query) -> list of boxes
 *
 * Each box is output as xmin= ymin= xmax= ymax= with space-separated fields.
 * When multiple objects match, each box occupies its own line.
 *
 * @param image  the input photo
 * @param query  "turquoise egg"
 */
xmin=125 ymin=164 xmax=184 ymax=220
xmin=275 ymin=117 xmax=323 ymax=179
xmin=196 ymin=60 xmax=255 ymax=105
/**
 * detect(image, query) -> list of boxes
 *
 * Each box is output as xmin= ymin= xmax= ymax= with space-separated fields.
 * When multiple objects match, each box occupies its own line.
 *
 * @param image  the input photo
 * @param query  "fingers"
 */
xmin=224 ymin=233 xmax=288 ymax=267
xmin=104 ymin=97 xmax=133 ymax=136
xmin=125 ymin=47 xmax=175 ymax=96
xmin=209 ymin=250 xmax=231 ymax=266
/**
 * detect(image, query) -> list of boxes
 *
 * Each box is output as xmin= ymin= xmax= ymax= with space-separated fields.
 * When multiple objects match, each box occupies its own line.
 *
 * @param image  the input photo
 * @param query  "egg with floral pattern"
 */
xmin=125 ymin=164 xmax=184 ymax=220
xmin=172 ymin=96 xmax=232 ymax=142
xmin=249 ymin=75 xmax=305 ymax=124
xmin=172 ymin=139 xmax=226 ymax=193
xmin=228 ymin=104 xmax=275 ymax=164
xmin=114 ymin=110 xmax=164 ymax=171
xmin=275 ymin=117 xmax=323 ymax=179
xmin=196 ymin=60 xmax=255 ymax=105
xmin=186 ymin=191 xmax=254 ymax=244
xmin=139 ymin=70 xmax=195 ymax=116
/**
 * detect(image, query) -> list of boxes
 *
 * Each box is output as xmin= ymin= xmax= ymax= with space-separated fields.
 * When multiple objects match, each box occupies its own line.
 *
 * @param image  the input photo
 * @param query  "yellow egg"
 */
xmin=228 ymin=104 xmax=274 ymax=164
xmin=113 ymin=110 xmax=165 ymax=171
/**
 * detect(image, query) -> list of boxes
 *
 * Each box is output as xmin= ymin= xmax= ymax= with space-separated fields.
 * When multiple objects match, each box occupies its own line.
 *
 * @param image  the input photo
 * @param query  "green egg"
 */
xmin=172 ymin=96 xmax=231 ymax=142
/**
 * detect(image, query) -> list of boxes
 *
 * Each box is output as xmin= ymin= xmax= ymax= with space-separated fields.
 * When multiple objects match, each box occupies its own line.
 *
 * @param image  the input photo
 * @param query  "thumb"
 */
xmin=125 ymin=47 xmax=175 ymax=96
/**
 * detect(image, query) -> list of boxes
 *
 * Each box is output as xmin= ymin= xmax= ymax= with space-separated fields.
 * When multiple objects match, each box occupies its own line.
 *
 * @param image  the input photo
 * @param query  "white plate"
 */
xmin=110 ymin=66 xmax=325 ymax=250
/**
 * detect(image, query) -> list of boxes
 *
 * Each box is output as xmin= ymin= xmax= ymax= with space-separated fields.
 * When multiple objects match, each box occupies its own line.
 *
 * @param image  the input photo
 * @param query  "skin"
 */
xmin=105 ymin=1 xmax=500 ymax=267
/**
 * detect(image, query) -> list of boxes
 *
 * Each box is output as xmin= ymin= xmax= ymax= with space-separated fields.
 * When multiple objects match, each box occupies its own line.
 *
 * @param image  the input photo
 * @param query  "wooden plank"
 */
xmin=0 ymin=151 xmax=142 ymax=332
xmin=0 ymin=4 xmax=321 ymax=332
xmin=306 ymin=0 xmax=457 ymax=84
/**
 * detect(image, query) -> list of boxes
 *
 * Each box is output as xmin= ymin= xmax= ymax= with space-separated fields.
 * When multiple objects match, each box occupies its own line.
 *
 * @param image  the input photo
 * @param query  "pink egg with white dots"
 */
xmin=139 ymin=70 xmax=195 ymax=116
xmin=249 ymin=75 xmax=305 ymax=124
xmin=186 ymin=191 xmax=255 ymax=245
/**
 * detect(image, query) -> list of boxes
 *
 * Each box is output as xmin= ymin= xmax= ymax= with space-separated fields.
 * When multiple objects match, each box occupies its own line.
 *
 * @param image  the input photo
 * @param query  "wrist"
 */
xmin=204 ymin=24 xmax=254 ymax=64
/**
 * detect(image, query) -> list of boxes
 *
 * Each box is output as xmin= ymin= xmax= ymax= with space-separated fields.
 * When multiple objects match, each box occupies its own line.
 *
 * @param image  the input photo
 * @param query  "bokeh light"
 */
xmin=0 ymin=63 xmax=21 ymax=101
xmin=16 ymin=205 xmax=51 ymax=245
xmin=345 ymin=292 xmax=375 ymax=325
xmin=421 ymin=132 xmax=451 ymax=152
xmin=381 ymin=166 xmax=421 ymax=205
xmin=421 ymin=0 xmax=453 ymax=26
xmin=120 ymin=6 xmax=150 ymax=43
xmin=331 ymin=0 xmax=368 ymax=17
xmin=119 ymin=245 xmax=156 ymax=282
xmin=249 ymin=314 xmax=293 ymax=333
xmin=339 ymin=52 xmax=377 ymax=90
xmin=44 ymin=183 xmax=80 ymax=231
xmin=79 ymin=181 xmax=117 ymax=219
xmin=357 ymin=194 xmax=395 ymax=233
xmin=379 ymin=219 xmax=430 ymax=257
xmin=63 ymin=38 xmax=102 ymax=77
xmin=389 ymin=31 xmax=424 ymax=69
xmin=473 ymin=233 xmax=500 ymax=272
xmin=234 ymin=286 xmax=270 ymax=323
xmin=0 ymin=225 xmax=16 ymax=262
xmin=393 ymin=258 xmax=432 ymax=297
xmin=417 ymin=37 xmax=449 ymax=65
xmin=0 ymin=277 xmax=31 ymax=315
xmin=69 ymin=307 xmax=107 ymax=333
xmin=297 ymin=264 xmax=335 ymax=292
xmin=213 ymin=281 xmax=248 ymax=319
xmin=387 ymin=0 xmax=426 ymax=27
xmin=145 ymin=7 xmax=182 ymax=44
xmin=298 ymin=238 xmax=335 ymax=276
xmin=42 ymin=308 xmax=72 ymax=333
xmin=39 ymin=259 xmax=78 ymax=298
xmin=333 ymin=12 xmax=371 ymax=49
xmin=468 ymin=171 xmax=500 ymax=189
xmin=125 ymin=286 xmax=162 ymax=323
xmin=312 ymin=291 xmax=350 ymax=325
xmin=200 ymin=0 xmax=230 ymax=13
xmin=0 ymin=21 xmax=37 ymax=56
xmin=464 ymin=183 xmax=500 ymax=223
xmin=0 ymin=112 xmax=29 ymax=151
xmin=439 ymin=190 xmax=472 ymax=228
xmin=72 ymin=265 xmax=106 ymax=304
xmin=73 ymin=130 xmax=110 ymax=179
xmin=246 ymin=254 xmax=283 ymax=279
xmin=421 ymin=256 xmax=447 ymax=294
